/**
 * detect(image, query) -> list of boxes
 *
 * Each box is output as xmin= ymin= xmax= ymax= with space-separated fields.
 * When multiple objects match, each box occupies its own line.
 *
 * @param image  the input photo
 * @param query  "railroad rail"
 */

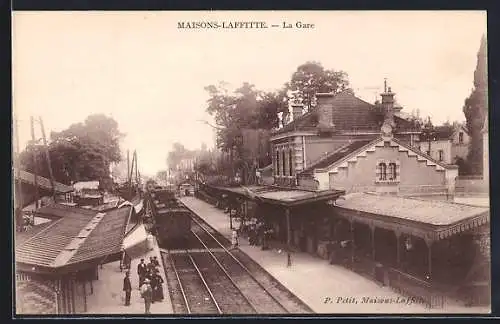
xmin=189 ymin=216 xmax=288 ymax=313
xmin=158 ymin=197 xmax=312 ymax=314
xmin=161 ymin=219 xmax=289 ymax=313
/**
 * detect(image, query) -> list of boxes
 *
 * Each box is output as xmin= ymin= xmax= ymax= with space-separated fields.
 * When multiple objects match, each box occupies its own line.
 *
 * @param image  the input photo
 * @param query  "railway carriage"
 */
xmin=148 ymin=188 xmax=192 ymax=245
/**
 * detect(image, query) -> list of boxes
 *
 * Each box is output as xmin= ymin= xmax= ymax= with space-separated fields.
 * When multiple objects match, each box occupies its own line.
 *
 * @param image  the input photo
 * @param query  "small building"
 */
xmin=419 ymin=124 xmax=470 ymax=164
xmin=15 ymin=204 xmax=133 ymax=314
xmin=14 ymin=169 xmax=74 ymax=208
xmin=73 ymin=181 xmax=104 ymax=207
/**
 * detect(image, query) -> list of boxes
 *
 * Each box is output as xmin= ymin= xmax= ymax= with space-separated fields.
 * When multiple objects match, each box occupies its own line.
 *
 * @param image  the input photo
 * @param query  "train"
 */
xmin=147 ymin=187 xmax=192 ymax=246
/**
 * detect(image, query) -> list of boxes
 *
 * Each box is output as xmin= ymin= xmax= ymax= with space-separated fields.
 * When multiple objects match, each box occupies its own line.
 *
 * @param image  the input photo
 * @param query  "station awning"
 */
xmin=122 ymin=224 xmax=150 ymax=260
xmin=334 ymin=192 xmax=490 ymax=241
xmin=16 ymin=204 xmax=132 ymax=274
xmin=210 ymin=184 xmax=345 ymax=207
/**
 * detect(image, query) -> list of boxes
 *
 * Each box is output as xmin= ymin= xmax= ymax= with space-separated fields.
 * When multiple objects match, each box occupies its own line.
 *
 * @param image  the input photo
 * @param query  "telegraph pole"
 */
xmin=30 ymin=116 xmax=40 ymax=209
xmin=127 ymin=150 xmax=130 ymax=184
xmin=39 ymin=117 xmax=57 ymax=202
xmin=14 ymin=116 xmax=22 ymax=232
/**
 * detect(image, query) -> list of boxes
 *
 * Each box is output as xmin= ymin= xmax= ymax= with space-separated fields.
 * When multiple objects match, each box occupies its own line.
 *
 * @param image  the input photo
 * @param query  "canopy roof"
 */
xmin=335 ymin=192 xmax=490 ymax=241
xmin=16 ymin=204 xmax=132 ymax=274
xmin=211 ymin=185 xmax=345 ymax=207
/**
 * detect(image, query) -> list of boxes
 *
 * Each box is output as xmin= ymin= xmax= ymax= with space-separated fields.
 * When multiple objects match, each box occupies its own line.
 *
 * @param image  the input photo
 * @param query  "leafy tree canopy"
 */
xmin=463 ymin=35 xmax=488 ymax=175
xmin=285 ymin=61 xmax=350 ymax=112
xmin=19 ymin=114 xmax=124 ymax=184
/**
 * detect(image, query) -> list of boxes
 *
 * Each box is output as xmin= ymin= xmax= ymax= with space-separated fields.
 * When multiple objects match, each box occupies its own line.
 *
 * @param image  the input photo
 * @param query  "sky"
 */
xmin=12 ymin=11 xmax=487 ymax=176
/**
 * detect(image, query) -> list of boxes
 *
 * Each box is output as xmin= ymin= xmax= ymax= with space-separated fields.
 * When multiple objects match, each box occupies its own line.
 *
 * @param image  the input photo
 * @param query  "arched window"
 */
xmin=276 ymin=150 xmax=280 ymax=176
xmin=289 ymin=148 xmax=293 ymax=176
xmin=282 ymin=150 xmax=286 ymax=176
xmin=388 ymin=162 xmax=397 ymax=180
xmin=378 ymin=162 xmax=387 ymax=181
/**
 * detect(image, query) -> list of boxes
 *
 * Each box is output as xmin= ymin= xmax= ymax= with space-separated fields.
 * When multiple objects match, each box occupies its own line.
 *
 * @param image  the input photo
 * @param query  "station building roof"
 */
xmin=334 ymin=192 xmax=490 ymax=241
xmin=15 ymin=204 xmax=132 ymax=274
xmin=209 ymin=184 xmax=345 ymax=207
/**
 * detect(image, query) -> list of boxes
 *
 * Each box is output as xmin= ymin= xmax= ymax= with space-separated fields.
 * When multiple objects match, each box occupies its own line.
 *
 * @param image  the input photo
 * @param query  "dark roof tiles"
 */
xmin=15 ymin=204 xmax=131 ymax=270
xmin=272 ymin=90 xmax=417 ymax=136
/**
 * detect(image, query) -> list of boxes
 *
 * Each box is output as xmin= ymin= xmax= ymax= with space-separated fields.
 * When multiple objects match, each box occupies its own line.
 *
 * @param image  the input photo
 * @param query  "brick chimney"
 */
xmin=380 ymin=80 xmax=396 ymax=128
xmin=291 ymin=104 xmax=304 ymax=121
xmin=316 ymin=93 xmax=335 ymax=131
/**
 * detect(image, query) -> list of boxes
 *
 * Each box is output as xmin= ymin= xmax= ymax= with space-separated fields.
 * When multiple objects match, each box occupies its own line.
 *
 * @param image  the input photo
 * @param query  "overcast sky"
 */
xmin=13 ymin=11 xmax=487 ymax=175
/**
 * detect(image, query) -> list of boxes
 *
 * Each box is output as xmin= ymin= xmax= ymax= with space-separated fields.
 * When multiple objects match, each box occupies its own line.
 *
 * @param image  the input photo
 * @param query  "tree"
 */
xmin=421 ymin=117 xmax=436 ymax=155
xmin=285 ymin=61 xmax=350 ymax=112
xmin=19 ymin=114 xmax=123 ymax=184
xmin=204 ymin=82 xmax=286 ymax=184
xmin=463 ymin=35 xmax=488 ymax=175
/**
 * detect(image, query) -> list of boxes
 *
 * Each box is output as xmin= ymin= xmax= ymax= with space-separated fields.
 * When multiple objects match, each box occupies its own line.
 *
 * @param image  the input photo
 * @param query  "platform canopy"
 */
xmin=16 ymin=204 xmax=132 ymax=274
xmin=210 ymin=184 xmax=345 ymax=207
xmin=334 ymin=192 xmax=490 ymax=242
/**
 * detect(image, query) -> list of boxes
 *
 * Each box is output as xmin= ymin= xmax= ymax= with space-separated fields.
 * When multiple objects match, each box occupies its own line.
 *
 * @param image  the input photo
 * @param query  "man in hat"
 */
xmin=123 ymin=271 xmax=132 ymax=306
xmin=137 ymin=259 xmax=147 ymax=289
xmin=140 ymin=278 xmax=153 ymax=314
xmin=153 ymin=256 xmax=160 ymax=267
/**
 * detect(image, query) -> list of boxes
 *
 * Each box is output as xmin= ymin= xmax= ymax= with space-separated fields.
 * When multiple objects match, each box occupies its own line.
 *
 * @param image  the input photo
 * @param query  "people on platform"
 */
xmin=231 ymin=229 xmax=239 ymax=249
xmin=140 ymin=278 xmax=153 ymax=314
xmin=123 ymin=271 xmax=132 ymax=306
xmin=153 ymin=256 xmax=160 ymax=267
xmin=148 ymin=257 xmax=156 ymax=271
xmin=137 ymin=259 xmax=147 ymax=289
xmin=152 ymin=270 xmax=165 ymax=302
xmin=249 ymin=224 xmax=257 ymax=246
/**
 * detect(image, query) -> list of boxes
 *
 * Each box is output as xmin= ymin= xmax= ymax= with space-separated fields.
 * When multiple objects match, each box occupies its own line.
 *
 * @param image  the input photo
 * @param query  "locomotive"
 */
xmin=147 ymin=187 xmax=191 ymax=246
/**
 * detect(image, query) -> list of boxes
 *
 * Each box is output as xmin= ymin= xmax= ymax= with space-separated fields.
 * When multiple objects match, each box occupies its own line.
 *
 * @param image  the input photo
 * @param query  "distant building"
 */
xmin=177 ymin=157 xmax=195 ymax=172
xmin=14 ymin=169 xmax=74 ymax=208
xmin=419 ymin=124 xmax=470 ymax=164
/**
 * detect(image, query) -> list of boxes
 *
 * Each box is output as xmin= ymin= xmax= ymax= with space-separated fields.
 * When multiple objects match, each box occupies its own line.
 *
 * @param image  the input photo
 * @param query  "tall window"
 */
xmin=276 ymin=150 xmax=280 ymax=176
xmin=438 ymin=150 xmax=444 ymax=161
xmin=289 ymin=149 xmax=293 ymax=176
xmin=282 ymin=151 xmax=286 ymax=176
xmin=378 ymin=163 xmax=387 ymax=181
xmin=388 ymin=162 xmax=397 ymax=180
xmin=459 ymin=132 xmax=464 ymax=144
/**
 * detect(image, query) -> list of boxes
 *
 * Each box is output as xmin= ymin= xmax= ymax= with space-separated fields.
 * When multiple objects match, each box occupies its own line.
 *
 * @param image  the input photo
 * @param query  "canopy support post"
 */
xmin=286 ymin=207 xmax=292 ymax=267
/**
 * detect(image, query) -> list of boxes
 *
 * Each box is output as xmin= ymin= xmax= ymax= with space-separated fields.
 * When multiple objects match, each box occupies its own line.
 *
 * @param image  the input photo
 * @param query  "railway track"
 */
xmin=159 ymin=199 xmax=312 ymax=314
xmin=161 ymin=215 xmax=293 ymax=314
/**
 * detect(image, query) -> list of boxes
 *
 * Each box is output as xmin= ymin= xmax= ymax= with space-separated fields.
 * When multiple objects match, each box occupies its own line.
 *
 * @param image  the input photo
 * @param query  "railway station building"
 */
xmin=198 ymin=84 xmax=490 ymax=307
xmin=15 ymin=203 xmax=134 ymax=314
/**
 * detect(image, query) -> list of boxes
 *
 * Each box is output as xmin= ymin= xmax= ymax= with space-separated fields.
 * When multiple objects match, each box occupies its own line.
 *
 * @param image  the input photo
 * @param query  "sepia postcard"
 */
xmin=12 ymin=10 xmax=490 ymax=316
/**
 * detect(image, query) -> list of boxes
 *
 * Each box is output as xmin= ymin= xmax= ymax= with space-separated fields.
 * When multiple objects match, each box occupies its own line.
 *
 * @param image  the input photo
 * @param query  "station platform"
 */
xmin=180 ymin=196 xmax=490 ymax=314
xmin=84 ymin=224 xmax=174 ymax=315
